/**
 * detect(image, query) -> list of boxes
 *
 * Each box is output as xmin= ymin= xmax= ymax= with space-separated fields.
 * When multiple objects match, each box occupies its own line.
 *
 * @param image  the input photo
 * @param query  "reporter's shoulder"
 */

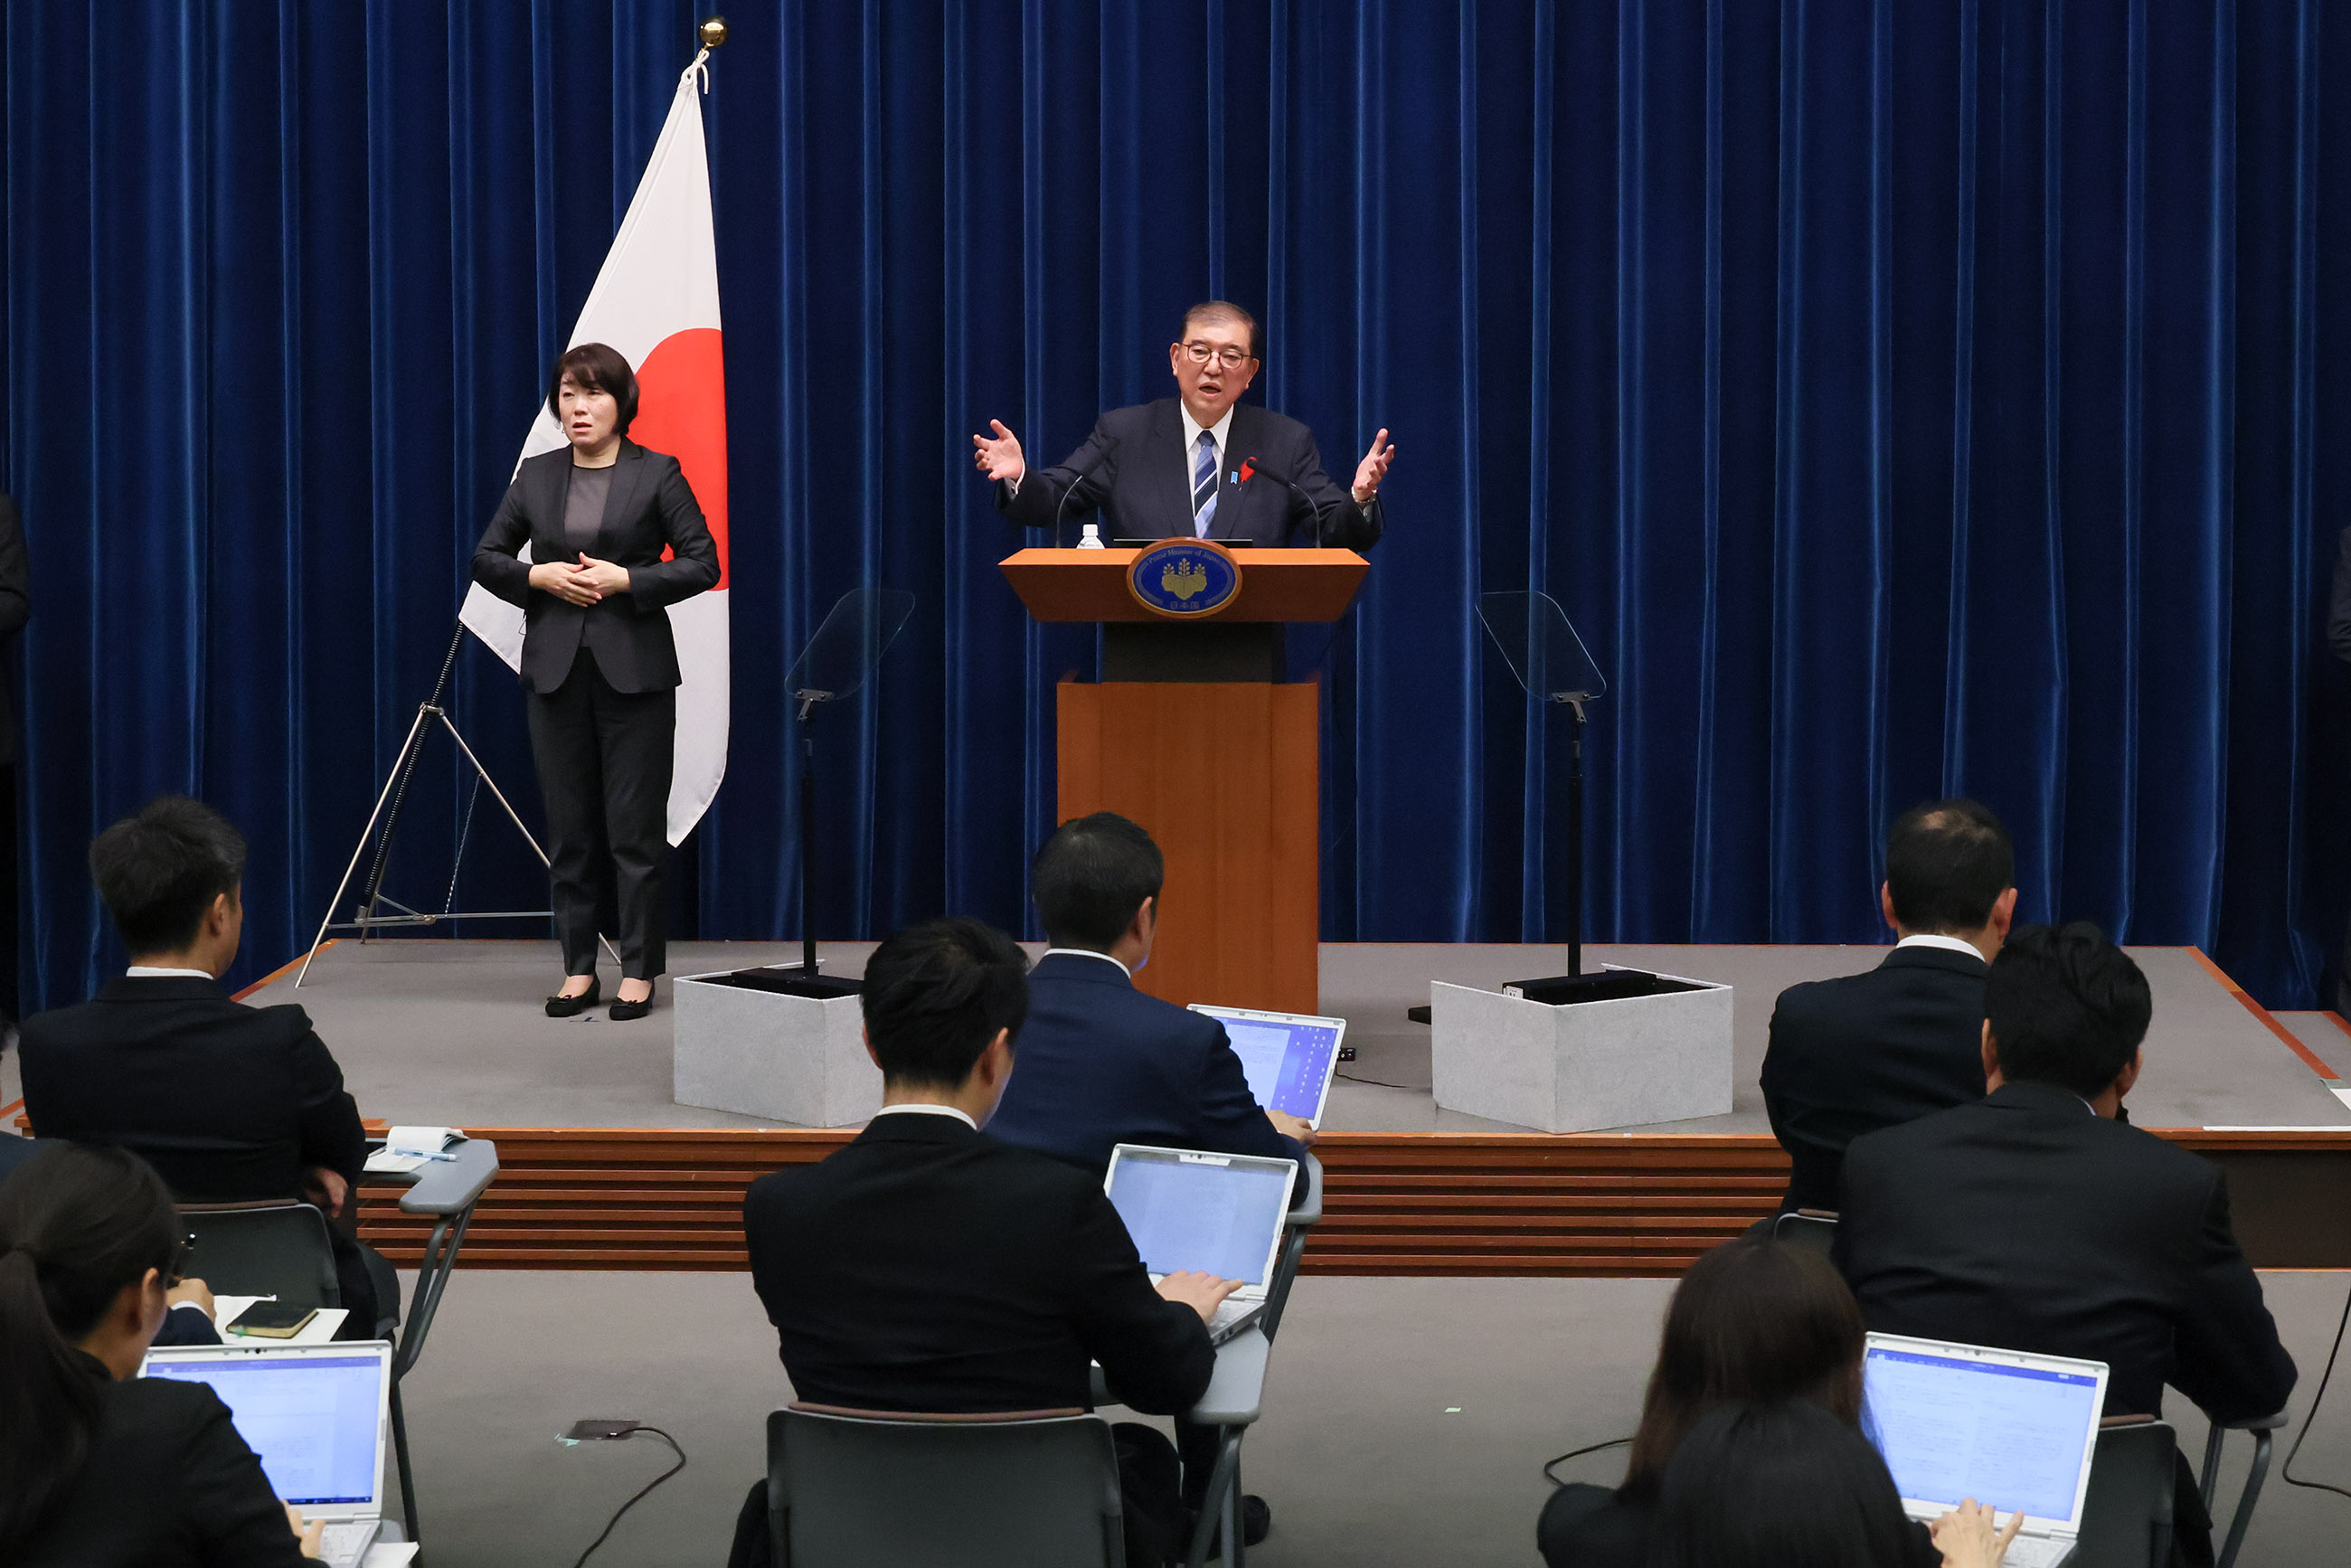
xmin=2094 ymin=1113 xmax=2219 ymax=1183
xmin=243 ymin=999 xmax=331 ymax=1044
xmin=109 ymin=1367 xmax=232 ymax=1432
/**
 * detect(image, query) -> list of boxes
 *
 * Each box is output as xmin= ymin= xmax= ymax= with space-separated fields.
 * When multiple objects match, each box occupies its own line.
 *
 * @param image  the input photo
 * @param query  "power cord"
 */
xmin=2281 ymin=1280 xmax=2351 ymax=1501
xmin=565 ymin=1423 xmax=688 ymax=1566
xmin=1542 ymin=1435 xmax=1631 ymax=1488
xmin=1336 ymin=1071 xmax=1421 ymax=1089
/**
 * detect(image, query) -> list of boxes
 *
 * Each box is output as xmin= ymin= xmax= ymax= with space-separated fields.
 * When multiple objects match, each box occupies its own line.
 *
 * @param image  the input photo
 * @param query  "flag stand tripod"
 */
xmin=295 ymin=619 xmax=617 ymax=987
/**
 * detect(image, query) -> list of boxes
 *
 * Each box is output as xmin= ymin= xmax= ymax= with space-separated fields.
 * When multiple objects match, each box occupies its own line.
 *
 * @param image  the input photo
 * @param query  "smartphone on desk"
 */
xmin=226 ymin=1300 xmax=319 ymax=1338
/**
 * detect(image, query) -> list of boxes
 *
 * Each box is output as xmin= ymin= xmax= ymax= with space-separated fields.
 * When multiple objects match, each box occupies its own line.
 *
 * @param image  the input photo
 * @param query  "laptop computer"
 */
xmin=1863 ymin=1333 xmax=2110 ymax=1568
xmin=1105 ymin=1143 xmax=1299 ymax=1345
xmin=1187 ymin=1004 xmax=1347 ymax=1128
xmin=142 ymin=1340 xmax=395 ymax=1568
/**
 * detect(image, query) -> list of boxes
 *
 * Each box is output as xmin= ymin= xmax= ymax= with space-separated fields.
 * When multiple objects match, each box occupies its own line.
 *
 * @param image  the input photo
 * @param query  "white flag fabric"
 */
xmin=460 ymin=53 xmax=730 ymax=846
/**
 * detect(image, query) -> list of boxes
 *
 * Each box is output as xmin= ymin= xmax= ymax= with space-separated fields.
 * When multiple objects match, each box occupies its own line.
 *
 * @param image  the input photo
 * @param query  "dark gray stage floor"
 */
xmin=392 ymin=1268 xmax=2351 ymax=1567
xmin=236 ymin=939 xmax=2351 ymax=1131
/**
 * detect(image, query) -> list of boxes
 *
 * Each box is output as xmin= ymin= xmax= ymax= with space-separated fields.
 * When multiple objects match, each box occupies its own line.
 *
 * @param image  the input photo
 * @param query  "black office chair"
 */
xmin=178 ymin=1201 xmax=349 ymax=1313
xmin=769 ymin=1403 xmax=1127 ymax=1566
xmin=2074 ymin=1417 xmax=2176 ymax=1568
xmin=1770 ymin=1208 xmax=1838 ymax=1254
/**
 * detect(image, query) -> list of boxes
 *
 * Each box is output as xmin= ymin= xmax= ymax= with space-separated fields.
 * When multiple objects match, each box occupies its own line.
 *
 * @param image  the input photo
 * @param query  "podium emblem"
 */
xmin=1127 ymin=537 xmax=1242 ymax=619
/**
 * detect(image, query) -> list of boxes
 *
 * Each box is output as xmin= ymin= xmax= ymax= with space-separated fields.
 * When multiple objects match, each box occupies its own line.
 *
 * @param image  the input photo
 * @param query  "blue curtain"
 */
xmin=5 ymin=1 xmax=2349 ymax=1010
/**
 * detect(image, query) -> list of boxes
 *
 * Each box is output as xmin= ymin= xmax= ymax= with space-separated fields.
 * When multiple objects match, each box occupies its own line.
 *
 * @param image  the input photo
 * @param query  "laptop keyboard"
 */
xmin=2000 ymin=1535 xmax=2072 ymax=1568
xmin=318 ymin=1519 xmax=382 ymax=1568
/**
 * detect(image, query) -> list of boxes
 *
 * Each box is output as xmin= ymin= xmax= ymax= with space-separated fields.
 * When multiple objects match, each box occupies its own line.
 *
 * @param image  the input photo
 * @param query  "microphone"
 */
xmin=1050 ymin=435 xmax=1121 ymax=549
xmin=1237 ymin=455 xmax=1328 ymax=549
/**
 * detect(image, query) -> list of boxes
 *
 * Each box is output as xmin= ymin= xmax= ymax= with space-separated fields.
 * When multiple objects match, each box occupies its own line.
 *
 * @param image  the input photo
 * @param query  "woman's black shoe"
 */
xmin=544 ymin=979 xmax=600 ymax=1018
xmin=608 ymin=992 xmax=654 ymax=1021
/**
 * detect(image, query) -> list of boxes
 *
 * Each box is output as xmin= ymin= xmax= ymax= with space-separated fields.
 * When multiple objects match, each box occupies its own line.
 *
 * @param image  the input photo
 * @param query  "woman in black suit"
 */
xmin=472 ymin=343 xmax=719 ymax=1019
xmin=1 ymin=1143 xmax=320 ymax=1563
xmin=1537 ymin=1238 xmax=1978 ymax=1568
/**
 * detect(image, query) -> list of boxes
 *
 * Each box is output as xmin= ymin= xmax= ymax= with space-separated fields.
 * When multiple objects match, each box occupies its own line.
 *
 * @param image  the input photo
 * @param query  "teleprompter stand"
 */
xmin=295 ymin=620 xmax=615 ymax=987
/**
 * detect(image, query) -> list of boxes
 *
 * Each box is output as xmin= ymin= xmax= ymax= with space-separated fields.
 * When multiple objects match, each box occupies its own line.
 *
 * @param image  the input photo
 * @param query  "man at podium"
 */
xmin=973 ymin=300 xmax=1394 ymax=548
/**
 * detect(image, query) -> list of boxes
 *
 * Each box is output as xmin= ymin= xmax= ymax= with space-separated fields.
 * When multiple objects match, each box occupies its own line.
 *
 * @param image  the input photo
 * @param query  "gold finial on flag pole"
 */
xmin=698 ymin=16 xmax=728 ymax=49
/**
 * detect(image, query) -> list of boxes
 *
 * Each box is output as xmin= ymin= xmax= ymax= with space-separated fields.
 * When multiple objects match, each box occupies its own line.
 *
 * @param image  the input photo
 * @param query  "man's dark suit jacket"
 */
xmin=1836 ymin=1081 xmax=2296 ymax=1422
xmin=744 ymin=1111 xmax=1214 ymax=1417
xmin=982 ymin=951 xmax=1306 ymax=1174
xmin=1759 ymin=943 xmax=1990 ymax=1213
xmin=20 ymin=977 xmax=367 ymax=1203
xmin=16 ymin=1355 xmax=313 ymax=1567
xmin=470 ymin=439 xmax=720 ymax=694
xmin=997 ymin=399 xmax=1382 ymax=549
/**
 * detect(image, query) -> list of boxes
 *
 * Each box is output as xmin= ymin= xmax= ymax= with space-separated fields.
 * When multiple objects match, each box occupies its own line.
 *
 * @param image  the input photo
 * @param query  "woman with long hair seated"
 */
xmin=1651 ymin=1399 xmax=2016 ymax=1568
xmin=0 ymin=1142 xmax=322 ymax=1563
xmin=1538 ymin=1236 xmax=2017 ymax=1568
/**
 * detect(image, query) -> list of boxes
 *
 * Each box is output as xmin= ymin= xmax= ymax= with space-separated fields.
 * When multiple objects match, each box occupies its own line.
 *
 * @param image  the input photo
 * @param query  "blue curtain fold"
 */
xmin=5 ymin=0 xmax=2348 ymax=1010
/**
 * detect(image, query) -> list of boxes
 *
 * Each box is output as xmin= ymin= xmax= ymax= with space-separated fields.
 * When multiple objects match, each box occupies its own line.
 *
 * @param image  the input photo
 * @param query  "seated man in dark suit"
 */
xmin=17 ymin=797 xmax=388 ymax=1337
xmin=738 ymin=918 xmax=1238 ymax=1568
xmin=984 ymin=810 xmax=1312 ymax=1173
xmin=1760 ymin=798 xmax=2016 ymax=1213
xmin=1836 ymin=922 xmax=2295 ymax=1567
xmin=982 ymin=810 xmax=1308 ymax=1545
xmin=974 ymin=299 xmax=1394 ymax=547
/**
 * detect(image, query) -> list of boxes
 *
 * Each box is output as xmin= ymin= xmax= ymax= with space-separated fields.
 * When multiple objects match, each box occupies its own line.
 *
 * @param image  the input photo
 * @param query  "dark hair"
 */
xmin=88 ymin=796 xmax=247 ymax=955
xmin=1884 ymin=798 xmax=2014 ymax=932
xmin=860 ymin=919 xmax=1031 ymax=1088
xmin=1648 ymin=1401 xmax=1920 ymax=1568
xmin=1032 ymin=813 xmax=1165 ymax=952
xmin=1177 ymin=300 xmax=1260 ymax=360
xmin=1623 ymin=1238 xmax=1867 ymax=1495
xmin=0 ymin=1144 xmax=184 ymax=1551
xmin=1986 ymin=921 xmax=2151 ymax=1098
xmin=546 ymin=342 xmax=639 ymax=435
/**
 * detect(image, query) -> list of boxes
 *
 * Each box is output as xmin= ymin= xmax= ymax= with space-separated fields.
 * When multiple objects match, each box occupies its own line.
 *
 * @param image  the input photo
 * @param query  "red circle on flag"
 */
xmin=628 ymin=327 xmax=729 ymax=590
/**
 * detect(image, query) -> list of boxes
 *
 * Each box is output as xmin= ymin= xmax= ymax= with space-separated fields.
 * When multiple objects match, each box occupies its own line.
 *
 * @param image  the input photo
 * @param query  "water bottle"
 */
xmin=1077 ymin=523 xmax=1106 ymax=550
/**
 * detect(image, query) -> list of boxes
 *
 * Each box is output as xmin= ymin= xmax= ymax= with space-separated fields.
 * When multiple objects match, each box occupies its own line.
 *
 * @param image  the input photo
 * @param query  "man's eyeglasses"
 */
xmin=1180 ymin=343 xmax=1253 ymax=370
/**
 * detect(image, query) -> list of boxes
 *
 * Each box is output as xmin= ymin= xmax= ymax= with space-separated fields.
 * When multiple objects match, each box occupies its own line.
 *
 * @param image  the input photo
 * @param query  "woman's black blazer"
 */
xmin=471 ymin=439 xmax=720 ymax=694
xmin=17 ymin=1359 xmax=312 ymax=1566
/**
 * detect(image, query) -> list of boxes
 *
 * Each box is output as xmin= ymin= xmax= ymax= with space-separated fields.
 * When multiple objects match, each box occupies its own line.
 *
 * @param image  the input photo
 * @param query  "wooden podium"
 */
xmin=1000 ymin=547 xmax=1368 ymax=1014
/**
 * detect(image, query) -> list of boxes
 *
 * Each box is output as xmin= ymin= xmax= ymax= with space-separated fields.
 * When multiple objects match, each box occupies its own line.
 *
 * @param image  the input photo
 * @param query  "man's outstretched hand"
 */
xmin=1351 ymin=428 xmax=1395 ymax=503
xmin=1155 ymin=1270 xmax=1243 ymax=1325
xmin=972 ymin=420 xmax=1025 ymax=484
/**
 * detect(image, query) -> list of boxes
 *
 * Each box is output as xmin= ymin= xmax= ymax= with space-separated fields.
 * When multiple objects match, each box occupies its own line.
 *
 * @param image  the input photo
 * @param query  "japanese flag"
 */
xmin=460 ymin=53 xmax=729 ymax=845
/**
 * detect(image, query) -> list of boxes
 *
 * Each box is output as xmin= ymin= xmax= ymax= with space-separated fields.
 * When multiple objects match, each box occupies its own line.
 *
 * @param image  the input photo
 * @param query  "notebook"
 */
xmin=1186 ymin=1004 xmax=1348 ymax=1128
xmin=142 ymin=1340 xmax=394 ymax=1568
xmin=1863 ymin=1332 xmax=2110 ymax=1568
xmin=1104 ymin=1143 xmax=1299 ymax=1344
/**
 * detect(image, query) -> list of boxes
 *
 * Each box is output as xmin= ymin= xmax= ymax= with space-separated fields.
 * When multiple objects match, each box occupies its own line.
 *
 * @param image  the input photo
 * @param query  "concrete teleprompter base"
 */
xmin=1429 ymin=968 xmax=1735 ymax=1134
xmin=671 ymin=969 xmax=876 ymax=1128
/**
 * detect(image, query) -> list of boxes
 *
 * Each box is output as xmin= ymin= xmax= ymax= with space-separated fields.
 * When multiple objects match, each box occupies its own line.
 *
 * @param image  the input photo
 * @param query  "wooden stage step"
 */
xmin=358 ymin=1127 xmax=2351 ymax=1276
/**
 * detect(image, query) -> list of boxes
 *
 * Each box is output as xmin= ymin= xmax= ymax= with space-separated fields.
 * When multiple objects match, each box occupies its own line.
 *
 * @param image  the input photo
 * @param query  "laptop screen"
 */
xmin=1864 ymin=1339 xmax=2105 ymax=1525
xmin=144 ymin=1352 xmax=384 ymax=1507
xmin=1106 ymin=1148 xmax=1295 ymax=1286
xmin=1190 ymin=1006 xmax=1345 ymax=1124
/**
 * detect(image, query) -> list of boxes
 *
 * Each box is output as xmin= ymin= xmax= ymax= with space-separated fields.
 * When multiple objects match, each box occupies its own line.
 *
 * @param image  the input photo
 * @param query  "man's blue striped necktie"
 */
xmin=1192 ymin=430 xmax=1218 ymax=538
